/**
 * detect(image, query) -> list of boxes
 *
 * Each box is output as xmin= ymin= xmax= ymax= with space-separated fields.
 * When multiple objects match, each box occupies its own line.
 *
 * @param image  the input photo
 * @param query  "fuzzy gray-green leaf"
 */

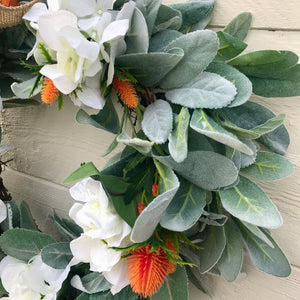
xmin=219 ymin=175 xmax=282 ymax=228
xmin=166 ymin=72 xmax=236 ymax=109
xmin=168 ymin=108 xmax=190 ymax=163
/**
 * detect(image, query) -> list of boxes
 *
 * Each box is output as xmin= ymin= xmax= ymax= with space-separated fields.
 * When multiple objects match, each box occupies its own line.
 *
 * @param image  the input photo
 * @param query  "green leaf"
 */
xmin=62 ymin=162 xmax=100 ymax=184
xmin=216 ymin=31 xmax=247 ymax=61
xmin=153 ymin=4 xmax=182 ymax=34
xmin=150 ymin=266 xmax=188 ymax=300
xmin=168 ymin=108 xmax=190 ymax=163
xmin=131 ymin=161 xmax=180 ymax=243
xmin=0 ymin=201 xmax=20 ymax=232
xmin=19 ymin=201 xmax=39 ymax=231
xmin=240 ymin=220 xmax=274 ymax=248
xmin=126 ymin=8 xmax=149 ymax=54
xmin=2 ymin=98 xmax=40 ymax=108
xmin=229 ymin=50 xmax=298 ymax=77
xmin=190 ymin=109 xmax=253 ymax=155
xmin=221 ymin=101 xmax=290 ymax=155
xmin=217 ymin=221 xmax=243 ymax=282
xmin=166 ymin=72 xmax=236 ymax=109
xmin=80 ymin=273 xmax=111 ymax=294
xmin=41 ymin=242 xmax=72 ymax=269
xmin=170 ymin=0 xmax=215 ymax=32
xmin=0 ymin=228 xmax=55 ymax=262
xmin=76 ymin=97 xmax=120 ymax=134
xmin=238 ymin=223 xmax=291 ymax=277
xmin=248 ymin=64 xmax=300 ymax=97
xmin=149 ymin=29 xmax=182 ymax=52
xmin=136 ymin=0 xmax=161 ymax=35
xmin=241 ymin=151 xmax=293 ymax=181
xmin=160 ymin=177 xmax=206 ymax=231
xmin=154 ymin=151 xmax=238 ymax=190
xmin=117 ymin=131 xmax=154 ymax=155
xmin=142 ymin=100 xmax=173 ymax=144
xmin=199 ymin=211 xmax=228 ymax=227
xmin=224 ymin=12 xmax=252 ymax=41
xmin=116 ymin=48 xmax=184 ymax=87
xmin=159 ymin=30 xmax=219 ymax=89
xmin=207 ymin=62 xmax=252 ymax=107
xmin=101 ymin=137 xmax=119 ymax=157
xmin=239 ymin=139 xmax=259 ymax=168
xmin=219 ymin=175 xmax=282 ymax=228
xmin=10 ymin=76 xmax=41 ymax=99
xmin=198 ymin=225 xmax=226 ymax=273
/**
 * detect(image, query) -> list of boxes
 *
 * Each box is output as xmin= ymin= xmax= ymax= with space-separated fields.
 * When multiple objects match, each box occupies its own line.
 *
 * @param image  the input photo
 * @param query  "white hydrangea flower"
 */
xmin=0 ymin=255 xmax=70 ymax=300
xmin=69 ymin=177 xmax=132 ymax=294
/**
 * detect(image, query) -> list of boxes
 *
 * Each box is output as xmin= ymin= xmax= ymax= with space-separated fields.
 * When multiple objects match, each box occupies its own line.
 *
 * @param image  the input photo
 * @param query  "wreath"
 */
xmin=0 ymin=0 xmax=299 ymax=299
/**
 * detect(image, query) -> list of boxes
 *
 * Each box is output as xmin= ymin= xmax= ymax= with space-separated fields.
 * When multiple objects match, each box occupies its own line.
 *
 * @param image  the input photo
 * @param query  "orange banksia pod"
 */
xmin=41 ymin=77 xmax=60 ymax=104
xmin=112 ymin=75 xmax=139 ymax=108
xmin=137 ymin=202 xmax=146 ymax=215
xmin=0 ymin=0 xmax=19 ymax=7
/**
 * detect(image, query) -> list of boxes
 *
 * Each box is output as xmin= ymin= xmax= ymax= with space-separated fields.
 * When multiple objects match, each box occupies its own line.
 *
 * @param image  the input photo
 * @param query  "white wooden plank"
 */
xmin=163 ymin=0 xmax=300 ymax=30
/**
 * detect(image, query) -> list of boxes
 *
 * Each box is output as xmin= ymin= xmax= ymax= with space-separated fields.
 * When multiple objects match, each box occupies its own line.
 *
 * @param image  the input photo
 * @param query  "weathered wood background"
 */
xmin=1 ymin=0 xmax=300 ymax=299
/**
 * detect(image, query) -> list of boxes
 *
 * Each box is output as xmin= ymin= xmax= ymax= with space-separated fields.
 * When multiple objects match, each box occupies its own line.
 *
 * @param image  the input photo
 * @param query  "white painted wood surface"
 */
xmin=1 ymin=1 xmax=300 ymax=299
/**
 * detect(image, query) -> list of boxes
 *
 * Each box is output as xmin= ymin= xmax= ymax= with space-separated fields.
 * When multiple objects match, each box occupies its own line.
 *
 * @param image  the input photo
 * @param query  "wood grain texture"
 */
xmin=0 ymin=1 xmax=300 ymax=299
xmin=164 ymin=0 xmax=300 ymax=30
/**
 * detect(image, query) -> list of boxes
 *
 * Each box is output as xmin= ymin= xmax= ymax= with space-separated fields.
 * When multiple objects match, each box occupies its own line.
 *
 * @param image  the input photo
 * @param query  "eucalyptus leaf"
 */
xmin=0 ymin=228 xmax=56 ymax=262
xmin=219 ymin=175 xmax=282 ymax=228
xmin=116 ymin=48 xmax=184 ymax=87
xmin=241 ymin=151 xmax=294 ymax=181
xmin=221 ymin=101 xmax=290 ymax=155
xmin=238 ymin=224 xmax=291 ymax=277
xmin=150 ymin=266 xmax=188 ymax=300
xmin=153 ymin=4 xmax=182 ymax=34
xmin=160 ymin=30 xmax=219 ymax=89
xmin=170 ymin=0 xmax=215 ymax=32
xmin=160 ymin=177 xmax=206 ymax=231
xmin=76 ymin=97 xmax=120 ymax=134
xmin=190 ymin=109 xmax=253 ymax=155
xmin=154 ymin=151 xmax=238 ymax=190
xmin=207 ymin=62 xmax=252 ymax=107
xmin=217 ymin=221 xmax=243 ymax=282
xmin=2 ymin=98 xmax=40 ymax=108
xmin=224 ymin=12 xmax=252 ymax=41
xmin=131 ymin=161 xmax=179 ymax=243
xmin=142 ymin=100 xmax=173 ymax=144
xmin=126 ymin=8 xmax=149 ymax=54
xmin=0 ymin=201 xmax=20 ymax=232
xmin=168 ymin=108 xmax=190 ymax=163
xmin=80 ymin=272 xmax=111 ymax=294
xmin=199 ymin=225 xmax=226 ymax=273
xmin=166 ymin=72 xmax=236 ymax=109
xmin=216 ymin=31 xmax=247 ymax=61
xmin=41 ymin=242 xmax=72 ymax=269
xmin=62 ymin=162 xmax=100 ymax=184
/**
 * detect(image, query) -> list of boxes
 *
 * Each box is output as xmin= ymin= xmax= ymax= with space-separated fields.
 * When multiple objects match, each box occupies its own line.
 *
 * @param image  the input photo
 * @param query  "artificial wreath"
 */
xmin=0 ymin=0 xmax=299 ymax=299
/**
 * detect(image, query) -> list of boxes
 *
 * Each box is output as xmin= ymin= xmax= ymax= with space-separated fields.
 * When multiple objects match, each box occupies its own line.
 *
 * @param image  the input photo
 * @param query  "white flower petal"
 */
xmin=69 ymin=178 xmax=103 ymax=202
xmin=77 ymin=86 xmax=106 ymax=109
xmin=23 ymin=3 xmax=48 ymax=22
xmin=101 ymin=19 xmax=129 ymax=44
xmin=0 ymin=200 xmax=7 ymax=223
xmin=97 ymin=0 xmax=115 ymax=12
xmin=67 ymin=0 xmax=96 ymax=17
xmin=116 ymin=0 xmax=135 ymax=21
xmin=40 ymin=64 xmax=77 ymax=94
xmin=70 ymin=235 xmax=95 ymax=263
xmin=70 ymin=275 xmax=88 ymax=292
xmin=103 ymin=258 xmax=129 ymax=295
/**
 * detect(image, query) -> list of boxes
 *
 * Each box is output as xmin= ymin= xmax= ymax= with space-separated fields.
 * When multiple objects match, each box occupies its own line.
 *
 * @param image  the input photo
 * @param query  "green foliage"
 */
xmin=62 ymin=162 xmax=100 ymax=184
xmin=165 ymin=72 xmax=237 ymax=109
xmin=219 ymin=175 xmax=282 ymax=228
xmin=41 ymin=242 xmax=73 ymax=269
xmin=150 ymin=266 xmax=188 ymax=300
xmin=74 ymin=273 xmax=111 ymax=294
xmin=0 ymin=201 xmax=20 ymax=232
xmin=0 ymin=228 xmax=55 ymax=262
xmin=19 ymin=201 xmax=39 ymax=231
xmin=241 ymin=152 xmax=294 ymax=181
